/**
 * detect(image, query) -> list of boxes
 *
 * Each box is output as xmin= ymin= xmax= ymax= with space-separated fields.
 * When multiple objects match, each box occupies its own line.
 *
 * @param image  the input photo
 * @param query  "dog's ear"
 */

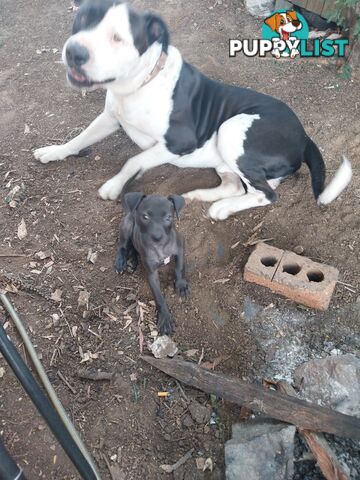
xmin=124 ymin=192 xmax=145 ymax=213
xmin=264 ymin=13 xmax=280 ymax=31
xmin=286 ymin=10 xmax=298 ymax=21
xmin=168 ymin=195 xmax=185 ymax=219
xmin=144 ymin=13 xmax=170 ymax=53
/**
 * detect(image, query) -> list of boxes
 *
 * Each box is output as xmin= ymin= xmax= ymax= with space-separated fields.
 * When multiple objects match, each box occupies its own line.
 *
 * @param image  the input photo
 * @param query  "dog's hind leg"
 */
xmin=34 ymin=110 xmax=120 ymax=164
xmin=183 ymin=164 xmax=245 ymax=203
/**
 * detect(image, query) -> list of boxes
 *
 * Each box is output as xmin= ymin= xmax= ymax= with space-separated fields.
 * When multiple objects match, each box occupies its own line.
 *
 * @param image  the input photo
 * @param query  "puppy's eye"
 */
xmin=280 ymin=18 xmax=285 ymax=24
xmin=113 ymin=33 xmax=122 ymax=43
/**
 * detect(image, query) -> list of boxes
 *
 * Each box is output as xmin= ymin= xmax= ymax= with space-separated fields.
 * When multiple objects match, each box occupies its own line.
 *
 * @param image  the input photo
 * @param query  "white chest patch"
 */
xmin=164 ymin=256 xmax=171 ymax=265
xmin=107 ymin=47 xmax=183 ymax=149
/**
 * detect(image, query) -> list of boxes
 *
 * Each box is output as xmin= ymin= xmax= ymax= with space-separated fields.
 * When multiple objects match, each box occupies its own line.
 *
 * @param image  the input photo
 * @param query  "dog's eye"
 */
xmin=113 ymin=33 xmax=122 ymax=43
xmin=280 ymin=18 xmax=285 ymax=24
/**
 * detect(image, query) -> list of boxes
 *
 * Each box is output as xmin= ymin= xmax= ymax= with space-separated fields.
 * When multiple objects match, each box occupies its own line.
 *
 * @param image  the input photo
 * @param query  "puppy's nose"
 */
xmin=66 ymin=42 xmax=89 ymax=68
xmin=292 ymin=19 xmax=300 ymax=27
xmin=151 ymin=232 xmax=163 ymax=242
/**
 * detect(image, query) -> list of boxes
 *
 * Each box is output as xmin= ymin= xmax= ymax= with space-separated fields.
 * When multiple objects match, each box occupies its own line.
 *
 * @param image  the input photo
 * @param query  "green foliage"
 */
xmin=326 ymin=0 xmax=360 ymax=39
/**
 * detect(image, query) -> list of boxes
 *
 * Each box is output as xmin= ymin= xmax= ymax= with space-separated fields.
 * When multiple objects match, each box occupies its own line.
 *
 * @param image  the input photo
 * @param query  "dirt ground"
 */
xmin=0 ymin=0 xmax=359 ymax=478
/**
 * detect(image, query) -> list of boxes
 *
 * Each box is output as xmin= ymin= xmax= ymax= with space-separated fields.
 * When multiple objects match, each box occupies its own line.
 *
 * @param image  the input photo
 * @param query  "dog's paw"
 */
xmin=208 ymin=201 xmax=231 ymax=221
xmin=157 ymin=308 xmax=175 ymax=336
xmin=114 ymin=252 xmax=127 ymax=273
xmin=33 ymin=145 xmax=70 ymax=164
xmin=175 ymin=278 xmax=189 ymax=298
xmin=98 ymin=177 xmax=123 ymax=201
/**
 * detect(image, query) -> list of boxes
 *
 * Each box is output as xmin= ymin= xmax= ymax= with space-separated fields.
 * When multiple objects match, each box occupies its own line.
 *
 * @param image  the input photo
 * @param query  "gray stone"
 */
xmin=188 ymin=400 xmax=210 ymax=425
xmin=244 ymin=0 xmax=275 ymax=18
xmin=150 ymin=335 xmax=178 ymax=359
xmin=225 ymin=418 xmax=296 ymax=480
xmin=294 ymin=354 xmax=360 ymax=417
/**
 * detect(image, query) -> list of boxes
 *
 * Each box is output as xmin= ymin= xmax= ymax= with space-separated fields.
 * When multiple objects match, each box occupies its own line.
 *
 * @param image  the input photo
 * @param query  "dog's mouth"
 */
xmin=67 ymin=68 xmax=115 ymax=89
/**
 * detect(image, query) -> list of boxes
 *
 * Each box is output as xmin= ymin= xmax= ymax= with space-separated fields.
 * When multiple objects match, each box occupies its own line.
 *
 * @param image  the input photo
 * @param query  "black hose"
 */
xmin=0 ymin=438 xmax=27 ymax=480
xmin=0 ymin=322 xmax=97 ymax=480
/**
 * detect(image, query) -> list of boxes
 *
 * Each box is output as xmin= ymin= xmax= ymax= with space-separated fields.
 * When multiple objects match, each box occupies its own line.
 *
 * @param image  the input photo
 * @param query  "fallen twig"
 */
xmin=57 ymin=370 xmax=77 ymax=395
xmin=0 ymin=253 xmax=27 ymax=258
xmin=78 ymin=368 xmax=113 ymax=381
xmin=160 ymin=448 xmax=194 ymax=473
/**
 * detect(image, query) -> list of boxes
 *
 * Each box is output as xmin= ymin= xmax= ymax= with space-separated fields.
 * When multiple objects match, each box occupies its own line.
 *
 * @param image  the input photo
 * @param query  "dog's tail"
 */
xmin=119 ymin=170 xmax=142 ymax=205
xmin=304 ymin=138 xmax=352 ymax=205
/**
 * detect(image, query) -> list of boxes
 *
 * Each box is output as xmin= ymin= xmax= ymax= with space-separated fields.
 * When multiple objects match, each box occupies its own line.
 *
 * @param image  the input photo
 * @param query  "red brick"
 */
xmin=244 ymin=243 xmax=339 ymax=310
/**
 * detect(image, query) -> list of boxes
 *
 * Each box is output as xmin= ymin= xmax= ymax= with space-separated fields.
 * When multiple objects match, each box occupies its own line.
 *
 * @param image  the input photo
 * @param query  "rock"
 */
xmin=244 ymin=0 xmax=275 ymax=17
xmin=150 ymin=335 xmax=178 ymax=359
xmin=188 ymin=400 xmax=210 ymax=424
xmin=225 ymin=418 xmax=295 ymax=480
xmin=294 ymin=354 xmax=360 ymax=417
xmin=182 ymin=414 xmax=194 ymax=428
xmin=293 ymin=245 xmax=304 ymax=255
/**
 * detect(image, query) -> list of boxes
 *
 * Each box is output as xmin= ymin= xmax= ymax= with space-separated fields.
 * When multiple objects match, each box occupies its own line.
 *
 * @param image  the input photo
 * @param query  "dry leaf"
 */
xmin=87 ymin=248 xmax=98 ymax=264
xmin=51 ymin=289 xmax=62 ymax=303
xmin=0 ymin=367 xmax=5 ymax=378
xmin=185 ymin=349 xmax=199 ymax=357
xmin=35 ymin=250 xmax=52 ymax=260
xmin=24 ymin=123 xmax=30 ymax=134
xmin=17 ymin=218 xmax=27 ymax=240
xmin=202 ymin=355 xmax=230 ymax=370
xmin=78 ymin=289 xmax=90 ymax=308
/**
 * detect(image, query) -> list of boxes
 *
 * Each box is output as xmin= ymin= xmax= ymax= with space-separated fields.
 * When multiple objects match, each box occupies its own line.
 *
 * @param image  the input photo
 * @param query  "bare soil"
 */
xmin=0 ymin=0 xmax=359 ymax=479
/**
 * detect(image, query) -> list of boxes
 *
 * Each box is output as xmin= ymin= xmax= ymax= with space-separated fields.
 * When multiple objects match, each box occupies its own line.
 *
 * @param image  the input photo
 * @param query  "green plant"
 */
xmin=326 ymin=0 xmax=360 ymax=38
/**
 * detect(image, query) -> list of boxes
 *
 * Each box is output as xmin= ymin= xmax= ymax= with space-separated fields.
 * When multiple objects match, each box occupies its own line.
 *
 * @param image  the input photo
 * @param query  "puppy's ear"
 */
xmin=168 ymin=195 xmax=185 ymax=219
xmin=145 ymin=13 xmax=169 ymax=53
xmin=264 ymin=13 xmax=279 ymax=31
xmin=124 ymin=192 xmax=145 ymax=213
xmin=286 ymin=10 xmax=298 ymax=21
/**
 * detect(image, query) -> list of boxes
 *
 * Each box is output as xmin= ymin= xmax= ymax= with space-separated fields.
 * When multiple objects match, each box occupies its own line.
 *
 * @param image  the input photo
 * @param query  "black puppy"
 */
xmin=115 ymin=193 xmax=188 ymax=335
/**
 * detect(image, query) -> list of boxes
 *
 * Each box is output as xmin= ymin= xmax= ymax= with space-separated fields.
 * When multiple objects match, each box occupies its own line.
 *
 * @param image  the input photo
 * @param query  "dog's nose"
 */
xmin=292 ymin=19 xmax=300 ymax=27
xmin=66 ymin=42 xmax=89 ymax=68
xmin=151 ymin=232 xmax=164 ymax=242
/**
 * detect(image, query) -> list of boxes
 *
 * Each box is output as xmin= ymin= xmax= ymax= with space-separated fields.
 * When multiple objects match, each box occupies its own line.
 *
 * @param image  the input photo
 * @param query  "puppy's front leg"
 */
xmin=34 ymin=110 xmax=119 ymax=164
xmin=114 ymin=217 xmax=136 ymax=273
xmin=174 ymin=235 xmax=189 ymax=297
xmin=146 ymin=267 xmax=174 ymax=336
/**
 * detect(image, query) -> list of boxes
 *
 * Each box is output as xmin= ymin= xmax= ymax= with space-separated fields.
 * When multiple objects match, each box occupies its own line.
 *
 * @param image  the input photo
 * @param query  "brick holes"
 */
xmin=261 ymin=256 xmax=278 ymax=267
xmin=283 ymin=263 xmax=301 ymax=275
xmin=307 ymin=270 xmax=325 ymax=283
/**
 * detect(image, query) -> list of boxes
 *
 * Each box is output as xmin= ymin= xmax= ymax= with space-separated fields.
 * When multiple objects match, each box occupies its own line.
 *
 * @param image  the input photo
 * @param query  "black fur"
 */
xmin=128 ymin=10 xmax=169 ymax=55
xmin=72 ymin=0 xmax=122 ymax=34
xmin=165 ymin=62 xmax=316 ymax=202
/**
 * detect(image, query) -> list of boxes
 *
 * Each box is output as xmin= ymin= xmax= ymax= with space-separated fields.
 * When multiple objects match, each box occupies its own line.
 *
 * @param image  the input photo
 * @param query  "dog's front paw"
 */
xmin=34 ymin=145 xmax=70 ymax=164
xmin=157 ymin=308 xmax=175 ymax=336
xmin=98 ymin=177 xmax=123 ymax=201
xmin=175 ymin=278 xmax=189 ymax=298
xmin=114 ymin=251 xmax=127 ymax=273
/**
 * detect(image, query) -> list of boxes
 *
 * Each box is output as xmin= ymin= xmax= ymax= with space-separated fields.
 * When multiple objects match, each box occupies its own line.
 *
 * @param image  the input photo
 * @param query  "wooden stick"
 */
xmin=77 ymin=368 xmax=113 ymax=381
xmin=278 ymin=381 xmax=350 ymax=480
xmin=141 ymin=356 xmax=360 ymax=441
xmin=0 ymin=253 xmax=26 ymax=257
xmin=57 ymin=370 xmax=77 ymax=395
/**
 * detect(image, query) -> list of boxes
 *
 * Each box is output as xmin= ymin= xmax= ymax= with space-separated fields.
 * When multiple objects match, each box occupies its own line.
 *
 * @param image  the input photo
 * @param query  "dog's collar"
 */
xmin=140 ymin=51 xmax=167 ymax=88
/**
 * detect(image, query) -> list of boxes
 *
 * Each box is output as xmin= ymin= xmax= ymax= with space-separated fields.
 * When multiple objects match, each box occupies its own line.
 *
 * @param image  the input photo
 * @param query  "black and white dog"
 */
xmin=34 ymin=0 xmax=352 ymax=221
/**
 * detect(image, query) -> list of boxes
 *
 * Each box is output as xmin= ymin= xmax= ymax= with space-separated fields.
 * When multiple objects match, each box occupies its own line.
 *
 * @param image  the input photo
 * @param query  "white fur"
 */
xmin=317 ymin=156 xmax=352 ymax=205
xmin=208 ymin=192 xmax=271 ymax=221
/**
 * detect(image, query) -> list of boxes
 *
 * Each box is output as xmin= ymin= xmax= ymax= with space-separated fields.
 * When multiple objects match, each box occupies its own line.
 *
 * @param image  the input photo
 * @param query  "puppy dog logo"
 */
xmin=262 ymin=10 xmax=309 ymax=58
